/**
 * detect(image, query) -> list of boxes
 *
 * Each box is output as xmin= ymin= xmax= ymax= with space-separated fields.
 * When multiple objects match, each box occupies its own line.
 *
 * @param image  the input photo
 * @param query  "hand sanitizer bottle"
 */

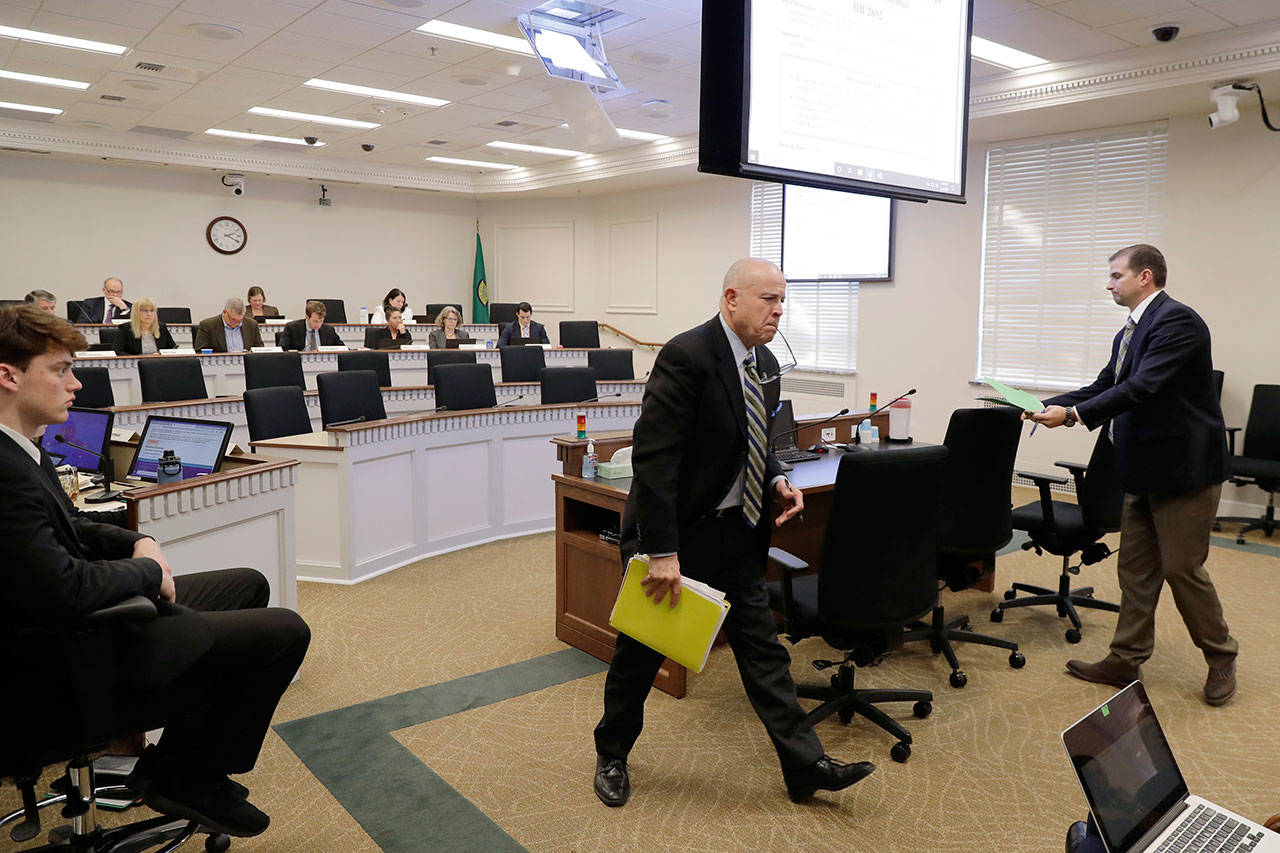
xmin=582 ymin=439 xmax=598 ymax=479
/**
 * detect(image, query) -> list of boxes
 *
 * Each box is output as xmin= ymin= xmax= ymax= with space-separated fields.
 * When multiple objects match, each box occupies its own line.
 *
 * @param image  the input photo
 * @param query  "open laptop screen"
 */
xmin=768 ymin=399 xmax=798 ymax=451
xmin=1062 ymin=682 xmax=1189 ymax=852
xmin=40 ymin=408 xmax=113 ymax=472
xmin=127 ymin=415 xmax=233 ymax=481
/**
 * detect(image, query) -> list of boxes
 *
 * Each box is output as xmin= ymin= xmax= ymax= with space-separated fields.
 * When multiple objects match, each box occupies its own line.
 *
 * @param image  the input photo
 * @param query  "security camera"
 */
xmin=361 ymin=143 xmax=375 ymax=152
xmin=1151 ymin=25 xmax=1180 ymax=43
xmin=1209 ymin=84 xmax=1247 ymax=129
xmin=304 ymin=136 xmax=319 ymax=146
xmin=221 ymin=173 xmax=245 ymax=196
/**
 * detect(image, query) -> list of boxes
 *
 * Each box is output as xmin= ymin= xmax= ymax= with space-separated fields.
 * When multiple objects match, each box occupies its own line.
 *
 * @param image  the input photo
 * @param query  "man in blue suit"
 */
xmin=497 ymin=301 xmax=550 ymax=346
xmin=1030 ymin=244 xmax=1237 ymax=706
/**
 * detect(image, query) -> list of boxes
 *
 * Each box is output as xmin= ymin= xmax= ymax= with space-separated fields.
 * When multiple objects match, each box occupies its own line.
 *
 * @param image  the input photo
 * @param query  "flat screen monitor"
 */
xmin=783 ymin=185 xmax=893 ymax=281
xmin=40 ymin=407 xmax=113 ymax=472
xmin=700 ymin=0 xmax=974 ymax=204
xmin=126 ymin=415 xmax=233 ymax=482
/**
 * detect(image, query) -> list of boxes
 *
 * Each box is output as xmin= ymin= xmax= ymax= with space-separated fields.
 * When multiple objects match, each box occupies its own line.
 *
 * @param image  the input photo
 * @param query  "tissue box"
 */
xmin=596 ymin=460 xmax=633 ymax=479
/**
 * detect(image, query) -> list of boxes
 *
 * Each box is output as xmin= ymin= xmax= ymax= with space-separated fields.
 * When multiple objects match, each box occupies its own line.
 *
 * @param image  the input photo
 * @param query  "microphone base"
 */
xmin=85 ymin=489 xmax=124 ymax=503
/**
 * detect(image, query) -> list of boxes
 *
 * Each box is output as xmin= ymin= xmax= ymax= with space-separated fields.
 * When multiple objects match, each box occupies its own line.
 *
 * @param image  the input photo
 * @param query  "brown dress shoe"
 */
xmin=1204 ymin=663 xmax=1236 ymax=706
xmin=1065 ymin=656 xmax=1141 ymax=688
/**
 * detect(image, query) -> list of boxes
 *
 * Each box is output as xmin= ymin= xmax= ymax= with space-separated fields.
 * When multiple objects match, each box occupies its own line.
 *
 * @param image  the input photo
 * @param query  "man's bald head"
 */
xmin=720 ymin=258 xmax=786 ymax=348
xmin=722 ymin=258 xmax=784 ymax=299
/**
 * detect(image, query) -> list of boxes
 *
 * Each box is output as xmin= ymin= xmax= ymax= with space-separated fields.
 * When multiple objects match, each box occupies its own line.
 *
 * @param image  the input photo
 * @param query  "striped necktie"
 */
xmin=742 ymin=351 xmax=768 ymax=528
xmin=307 ymin=329 xmax=317 ymax=351
xmin=1109 ymin=317 xmax=1136 ymax=442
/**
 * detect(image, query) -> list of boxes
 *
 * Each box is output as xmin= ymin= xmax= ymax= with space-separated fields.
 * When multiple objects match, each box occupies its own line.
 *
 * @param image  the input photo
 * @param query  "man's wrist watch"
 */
xmin=1063 ymin=407 xmax=1078 ymax=428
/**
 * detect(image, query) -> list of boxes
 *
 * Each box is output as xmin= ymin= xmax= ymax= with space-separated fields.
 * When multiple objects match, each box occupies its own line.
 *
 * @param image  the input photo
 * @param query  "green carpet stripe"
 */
xmin=1210 ymin=532 xmax=1280 ymax=558
xmin=275 ymin=647 xmax=608 ymax=853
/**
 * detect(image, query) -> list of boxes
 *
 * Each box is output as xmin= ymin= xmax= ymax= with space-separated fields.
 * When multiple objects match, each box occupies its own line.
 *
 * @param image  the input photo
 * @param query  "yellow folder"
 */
xmin=608 ymin=554 xmax=731 ymax=673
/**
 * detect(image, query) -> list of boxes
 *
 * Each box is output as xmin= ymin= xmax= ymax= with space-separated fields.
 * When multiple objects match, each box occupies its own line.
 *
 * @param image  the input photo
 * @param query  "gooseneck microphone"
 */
xmin=575 ymin=392 xmax=625 ymax=404
xmin=53 ymin=434 xmax=123 ymax=501
xmin=324 ymin=415 xmax=366 ymax=428
xmin=768 ymin=408 xmax=850 ymax=452
xmin=848 ymin=388 xmax=916 ymax=448
xmin=497 ymin=393 xmax=530 ymax=407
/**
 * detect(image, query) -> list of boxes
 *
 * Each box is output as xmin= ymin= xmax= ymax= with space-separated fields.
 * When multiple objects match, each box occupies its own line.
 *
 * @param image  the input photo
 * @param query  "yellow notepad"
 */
xmin=608 ymin=554 xmax=731 ymax=673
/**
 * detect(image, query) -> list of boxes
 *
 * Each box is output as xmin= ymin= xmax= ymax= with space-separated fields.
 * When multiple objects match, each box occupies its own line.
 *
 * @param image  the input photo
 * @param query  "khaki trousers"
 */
xmin=1110 ymin=483 xmax=1238 ymax=668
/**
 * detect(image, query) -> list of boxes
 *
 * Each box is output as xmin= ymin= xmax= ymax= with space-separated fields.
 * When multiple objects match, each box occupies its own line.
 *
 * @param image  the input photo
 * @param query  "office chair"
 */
xmin=499 ymin=345 xmax=545 ymax=382
xmin=558 ymin=320 xmax=600 ymax=348
xmin=72 ymin=367 xmax=115 ymax=408
xmin=316 ymin=370 xmax=386 ymax=428
xmin=156 ymin=307 xmax=192 ymax=326
xmin=1212 ymin=369 xmax=1225 ymax=401
xmin=0 ymin=595 xmax=230 ymax=852
xmin=767 ymin=447 xmax=948 ymax=763
xmin=137 ymin=358 xmax=207 ymax=403
xmin=308 ymin=299 xmax=346 ymax=323
xmin=96 ymin=327 xmax=118 ymax=347
xmin=427 ymin=350 xmax=478 ymax=386
xmin=244 ymin=386 xmax=313 ymax=443
xmin=432 ymin=363 xmax=496 ymax=412
xmin=243 ymin=350 xmax=305 ymax=391
xmin=540 ymin=366 xmax=598 ymax=404
xmin=489 ymin=302 xmax=519 ymax=325
xmin=363 ymin=326 xmax=384 ymax=349
xmin=1214 ymin=384 xmax=1280 ymax=544
xmin=901 ymin=407 xmax=1025 ymax=688
xmin=338 ymin=350 xmax=392 ymax=387
xmin=65 ymin=300 xmax=85 ymax=323
xmin=991 ymin=430 xmax=1122 ymax=642
xmin=423 ymin=303 xmax=463 ymax=322
xmin=587 ymin=348 xmax=635 ymax=381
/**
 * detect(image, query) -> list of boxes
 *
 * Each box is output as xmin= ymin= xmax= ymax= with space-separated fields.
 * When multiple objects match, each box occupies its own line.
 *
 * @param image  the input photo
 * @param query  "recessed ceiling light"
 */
xmin=426 ymin=156 xmax=520 ymax=170
xmin=0 ymin=24 xmax=127 ymax=55
xmin=631 ymin=51 xmax=675 ymax=68
xmin=970 ymin=36 xmax=1046 ymax=70
xmin=121 ymin=78 xmax=163 ymax=92
xmin=303 ymin=78 xmax=449 ymax=108
xmin=487 ymin=140 xmax=584 ymax=157
xmin=617 ymin=128 xmax=669 ymax=142
xmin=185 ymin=22 xmax=242 ymax=41
xmin=205 ymin=128 xmax=323 ymax=145
xmin=0 ymin=100 xmax=63 ymax=115
xmin=452 ymin=74 xmax=490 ymax=87
xmin=247 ymin=106 xmax=380 ymax=129
xmin=416 ymin=20 xmax=534 ymax=56
xmin=0 ymin=69 xmax=89 ymax=90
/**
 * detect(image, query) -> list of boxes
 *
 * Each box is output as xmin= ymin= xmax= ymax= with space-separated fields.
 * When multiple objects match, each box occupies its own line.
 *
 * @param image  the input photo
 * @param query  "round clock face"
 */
xmin=207 ymin=216 xmax=247 ymax=254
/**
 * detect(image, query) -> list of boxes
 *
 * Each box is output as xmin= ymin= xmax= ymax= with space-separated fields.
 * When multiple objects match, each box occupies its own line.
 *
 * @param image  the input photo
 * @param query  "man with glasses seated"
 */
xmin=590 ymin=257 xmax=874 ymax=810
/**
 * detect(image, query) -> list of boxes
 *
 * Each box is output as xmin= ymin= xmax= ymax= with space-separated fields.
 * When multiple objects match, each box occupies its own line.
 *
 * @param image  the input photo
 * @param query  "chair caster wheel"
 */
xmin=1003 ymin=589 xmax=1017 ymax=601
xmin=1212 ymin=522 xmax=1222 ymax=531
xmin=206 ymin=834 xmax=231 ymax=852
xmin=990 ymin=608 xmax=1004 ymax=623
xmin=1009 ymin=651 xmax=1026 ymax=668
xmin=890 ymin=742 xmax=911 ymax=763
xmin=838 ymin=709 xmax=854 ymax=725
xmin=1066 ymin=628 xmax=1082 ymax=644
xmin=913 ymin=701 xmax=932 ymax=719
xmin=1237 ymin=536 xmax=1246 ymax=545
xmin=949 ymin=670 xmax=967 ymax=688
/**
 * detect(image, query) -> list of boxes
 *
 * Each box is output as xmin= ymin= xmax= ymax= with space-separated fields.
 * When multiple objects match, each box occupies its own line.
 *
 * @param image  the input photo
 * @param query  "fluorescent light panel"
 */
xmin=0 ymin=24 xmax=127 ymax=55
xmin=0 ymin=100 xmax=62 ymax=115
xmin=487 ymin=139 xmax=584 ymax=157
xmin=558 ymin=123 xmax=669 ymax=142
xmin=205 ymin=128 xmax=322 ymax=146
xmin=426 ymin=156 xmax=520 ymax=170
xmin=0 ymin=69 xmax=89 ymax=90
xmin=970 ymin=36 xmax=1046 ymax=70
xmin=303 ymin=78 xmax=449 ymax=108
xmin=247 ymin=106 xmax=379 ymax=129
xmin=415 ymin=20 xmax=534 ymax=56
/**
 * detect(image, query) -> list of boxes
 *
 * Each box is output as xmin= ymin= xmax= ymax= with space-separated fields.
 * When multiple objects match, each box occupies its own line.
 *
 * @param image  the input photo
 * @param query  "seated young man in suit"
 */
xmin=194 ymin=298 xmax=264 ymax=352
xmin=0 ymin=305 xmax=310 ymax=838
xmin=497 ymin=301 xmax=550 ymax=346
xmin=279 ymin=300 xmax=344 ymax=351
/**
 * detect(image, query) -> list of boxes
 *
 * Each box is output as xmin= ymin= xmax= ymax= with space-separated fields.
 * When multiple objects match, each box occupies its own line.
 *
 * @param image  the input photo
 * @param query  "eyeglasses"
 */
xmin=756 ymin=330 xmax=797 ymax=385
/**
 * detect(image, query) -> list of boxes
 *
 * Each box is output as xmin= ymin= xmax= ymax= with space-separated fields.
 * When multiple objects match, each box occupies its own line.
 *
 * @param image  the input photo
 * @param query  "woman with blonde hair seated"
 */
xmin=113 ymin=297 xmax=176 ymax=355
xmin=427 ymin=306 xmax=472 ymax=348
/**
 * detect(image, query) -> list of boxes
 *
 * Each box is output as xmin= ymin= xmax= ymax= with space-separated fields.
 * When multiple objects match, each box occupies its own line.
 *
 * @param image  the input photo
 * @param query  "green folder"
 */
xmin=980 ymin=377 xmax=1045 ymax=413
xmin=609 ymin=555 xmax=730 ymax=673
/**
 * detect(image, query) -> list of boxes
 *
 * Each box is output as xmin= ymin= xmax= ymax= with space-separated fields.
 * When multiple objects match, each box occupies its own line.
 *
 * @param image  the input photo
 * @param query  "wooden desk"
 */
xmin=76 ymin=322 xmax=499 ymax=349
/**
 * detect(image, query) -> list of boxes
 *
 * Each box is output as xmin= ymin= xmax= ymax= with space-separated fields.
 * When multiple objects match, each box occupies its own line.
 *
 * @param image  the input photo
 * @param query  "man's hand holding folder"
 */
xmin=641 ymin=555 xmax=682 ymax=608
xmin=610 ymin=555 xmax=731 ymax=673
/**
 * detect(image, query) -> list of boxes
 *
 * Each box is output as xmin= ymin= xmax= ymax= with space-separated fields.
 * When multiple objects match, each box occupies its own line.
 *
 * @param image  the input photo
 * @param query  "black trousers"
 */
xmin=594 ymin=513 xmax=824 ymax=774
xmin=122 ymin=568 xmax=310 ymax=775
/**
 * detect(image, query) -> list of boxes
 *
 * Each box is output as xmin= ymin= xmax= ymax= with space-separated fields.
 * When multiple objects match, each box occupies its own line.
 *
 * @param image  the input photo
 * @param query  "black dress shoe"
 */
xmin=593 ymin=755 xmax=629 ymax=807
xmin=127 ymin=748 xmax=269 ymax=838
xmin=784 ymin=755 xmax=876 ymax=803
xmin=1065 ymin=820 xmax=1090 ymax=853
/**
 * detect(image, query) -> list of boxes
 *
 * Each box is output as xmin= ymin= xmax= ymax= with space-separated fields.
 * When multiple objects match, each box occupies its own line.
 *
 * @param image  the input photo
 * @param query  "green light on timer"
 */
xmin=1101 ymin=705 xmax=1110 ymax=717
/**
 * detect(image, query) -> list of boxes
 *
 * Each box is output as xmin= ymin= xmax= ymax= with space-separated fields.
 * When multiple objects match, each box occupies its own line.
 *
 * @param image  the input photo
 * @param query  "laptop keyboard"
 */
xmin=1155 ymin=803 xmax=1268 ymax=853
xmin=775 ymin=447 xmax=821 ymax=464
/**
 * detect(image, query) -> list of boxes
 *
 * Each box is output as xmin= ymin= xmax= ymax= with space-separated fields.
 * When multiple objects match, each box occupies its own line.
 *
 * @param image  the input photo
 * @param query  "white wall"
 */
xmin=0 ymin=156 xmax=478 ymax=322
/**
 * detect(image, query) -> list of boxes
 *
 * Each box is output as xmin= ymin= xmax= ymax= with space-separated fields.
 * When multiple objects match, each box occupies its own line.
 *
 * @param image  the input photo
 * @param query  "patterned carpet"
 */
xmin=5 ymin=489 xmax=1279 ymax=852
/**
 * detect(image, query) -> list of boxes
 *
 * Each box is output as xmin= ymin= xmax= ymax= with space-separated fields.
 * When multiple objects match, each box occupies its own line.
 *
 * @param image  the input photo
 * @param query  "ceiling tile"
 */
xmin=54 ymin=100 xmax=154 ymax=130
xmin=11 ymin=40 xmax=123 ymax=71
xmin=973 ymin=0 xmax=1039 ymax=22
xmin=340 ymin=47 xmax=449 ymax=77
xmin=235 ymin=47 xmax=337 ymax=78
xmin=974 ymin=7 xmax=1132 ymax=60
xmin=1196 ymin=0 xmax=1280 ymax=26
xmin=378 ymin=30 xmax=491 ymax=64
xmin=254 ymin=30 xmax=367 ymax=63
xmin=426 ymin=1 xmax=528 ymax=34
xmin=1052 ymin=0 xmax=1194 ymax=29
xmin=1099 ymin=5 xmax=1234 ymax=45
xmin=0 ymin=3 xmax=37 ymax=27
xmin=27 ymin=10 xmax=151 ymax=47
xmin=319 ymin=0 xmax=453 ymax=29
xmin=285 ymin=9 xmax=407 ymax=47
xmin=0 ymin=79 xmax=81 ymax=106
xmin=38 ymin=0 xmax=173 ymax=31
xmin=177 ymin=0 xmax=310 ymax=29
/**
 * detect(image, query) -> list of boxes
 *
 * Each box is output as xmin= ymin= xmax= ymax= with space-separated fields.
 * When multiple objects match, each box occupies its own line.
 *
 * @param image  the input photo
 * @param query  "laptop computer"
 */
xmin=1062 ymin=681 xmax=1278 ymax=853
xmin=769 ymin=399 xmax=821 ymax=464
xmin=444 ymin=338 xmax=463 ymax=349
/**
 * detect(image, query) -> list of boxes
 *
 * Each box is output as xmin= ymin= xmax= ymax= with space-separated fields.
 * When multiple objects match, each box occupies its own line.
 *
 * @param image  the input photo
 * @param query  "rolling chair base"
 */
xmin=1213 ymin=493 xmax=1276 ymax=544
xmin=901 ymin=605 xmax=1025 ymax=688
xmin=992 ymin=563 xmax=1120 ymax=644
xmin=796 ymin=658 xmax=933 ymax=763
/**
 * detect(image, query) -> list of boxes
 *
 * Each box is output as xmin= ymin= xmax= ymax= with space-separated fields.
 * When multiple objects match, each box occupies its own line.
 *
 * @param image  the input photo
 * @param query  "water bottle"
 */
xmin=858 ymin=420 xmax=875 ymax=446
xmin=581 ymin=439 xmax=598 ymax=480
xmin=156 ymin=449 xmax=183 ymax=484
xmin=359 ymin=305 xmax=369 ymax=324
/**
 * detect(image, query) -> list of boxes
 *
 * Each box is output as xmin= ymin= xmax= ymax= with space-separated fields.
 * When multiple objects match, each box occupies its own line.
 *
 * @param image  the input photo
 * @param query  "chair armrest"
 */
xmin=77 ymin=595 xmax=157 ymax=630
xmin=767 ymin=547 xmax=809 ymax=575
xmin=766 ymin=548 xmax=808 ymax=638
xmin=1055 ymin=460 xmax=1086 ymax=475
xmin=1015 ymin=470 xmax=1069 ymax=486
xmin=1225 ymin=426 xmax=1241 ymax=456
xmin=1015 ymin=471 xmax=1062 ymax=535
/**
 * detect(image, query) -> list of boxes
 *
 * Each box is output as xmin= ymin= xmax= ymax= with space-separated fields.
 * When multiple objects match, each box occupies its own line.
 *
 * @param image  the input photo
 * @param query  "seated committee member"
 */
xmin=78 ymin=277 xmax=132 ymax=324
xmin=114 ymin=297 xmax=176 ymax=355
xmin=427 ymin=306 xmax=471 ymax=348
xmin=382 ymin=288 xmax=409 ymax=318
xmin=246 ymin=286 xmax=279 ymax=319
xmin=194 ymin=298 xmax=264 ymax=352
xmin=25 ymin=289 xmax=57 ymax=315
xmin=373 ymin=307 xmax=413 ymax=349
xmin=0 ymin=305 xmax=310 ymax=838
xmin=498 ymin=302 xmax=550 ymax=346
xmin=280 ymin=300 xmax=343 ymax=351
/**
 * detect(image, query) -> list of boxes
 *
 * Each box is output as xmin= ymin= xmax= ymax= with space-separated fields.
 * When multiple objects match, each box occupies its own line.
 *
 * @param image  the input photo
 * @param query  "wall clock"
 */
xmin=206 ymin=216 xmax=247 ymax=255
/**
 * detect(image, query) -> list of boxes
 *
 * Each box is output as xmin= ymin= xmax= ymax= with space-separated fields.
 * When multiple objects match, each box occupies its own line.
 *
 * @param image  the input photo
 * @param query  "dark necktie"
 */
xmin=1109 ymin=317 xmax=1136 ymax=442
xmin=307 ymin=329 xmax=317 ymax=351
xmin=742 ymin=351 xmax=767 ymax=528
